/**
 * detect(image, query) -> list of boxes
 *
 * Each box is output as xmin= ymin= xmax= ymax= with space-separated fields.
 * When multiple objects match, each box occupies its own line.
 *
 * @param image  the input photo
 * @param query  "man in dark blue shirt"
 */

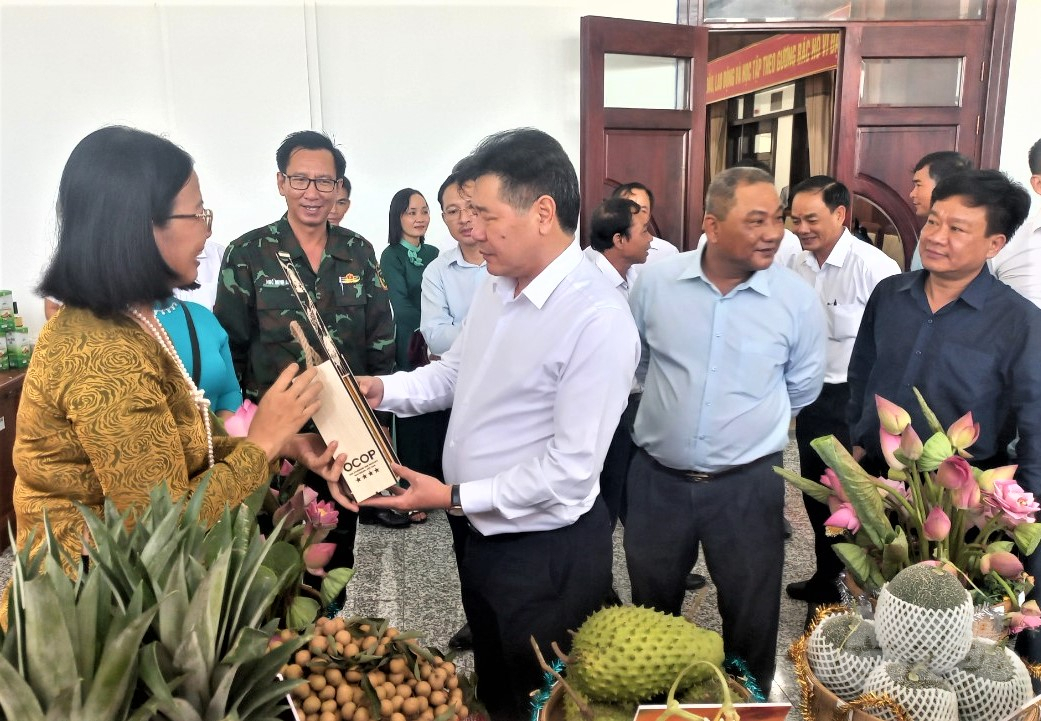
xmin=849 ymin=170 xmax=1038 ymax=481
xmin=848 ymin=170 xmax=1041 ymax=667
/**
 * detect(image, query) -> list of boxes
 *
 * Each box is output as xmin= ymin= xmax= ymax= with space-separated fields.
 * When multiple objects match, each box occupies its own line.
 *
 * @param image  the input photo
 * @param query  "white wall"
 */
xmin=0 ymin=0 xmax=675 ymax=334
xmin=998 ymin=0 xmax=1041 ymax=209
xmin=0 ymin=0 xmax=1035 ymax=335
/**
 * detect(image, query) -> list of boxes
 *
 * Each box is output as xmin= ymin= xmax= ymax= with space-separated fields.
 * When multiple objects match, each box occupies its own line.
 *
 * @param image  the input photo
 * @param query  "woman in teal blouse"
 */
xmin=380 ymin=188 xmax=439 ymax=372
xmin=155 ymin=297 xmax=242 ymax=417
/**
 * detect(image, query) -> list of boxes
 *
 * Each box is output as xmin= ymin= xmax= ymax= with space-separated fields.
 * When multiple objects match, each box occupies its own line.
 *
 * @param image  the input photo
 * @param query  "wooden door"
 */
xmin=833 ymin=22 xmax=990 ymax=267
xmin=581 ymin=16 xmax=708 ymax=251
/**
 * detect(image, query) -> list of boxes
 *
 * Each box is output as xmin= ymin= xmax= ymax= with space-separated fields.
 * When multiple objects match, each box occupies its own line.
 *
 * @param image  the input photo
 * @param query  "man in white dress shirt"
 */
xmin=783 ymin=176 xmax=900 ymax=613
xmin=418 ymin=172 xmax=489 ymax=651
xmin=612 ymin=182 xmax=678 ymax=264
xmin=990 ymin=137 xmax=1041 ymax=307
xmin=358 ymin=128 xmax=640 ymax=721
xmin=173 ymin=238 xmax=226 ymax=309
xmin=584 ymin=197 xmax=652 ymax=528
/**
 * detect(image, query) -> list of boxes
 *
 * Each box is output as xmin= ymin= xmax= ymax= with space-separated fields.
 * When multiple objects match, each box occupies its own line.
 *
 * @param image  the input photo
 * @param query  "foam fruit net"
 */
xmin=875 ymin=589 xmax=973 ymax=674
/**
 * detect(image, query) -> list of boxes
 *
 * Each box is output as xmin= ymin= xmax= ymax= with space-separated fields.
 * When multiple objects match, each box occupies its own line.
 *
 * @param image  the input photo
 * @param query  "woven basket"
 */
xmin=807 ymin=667 xmax=885 ymax=721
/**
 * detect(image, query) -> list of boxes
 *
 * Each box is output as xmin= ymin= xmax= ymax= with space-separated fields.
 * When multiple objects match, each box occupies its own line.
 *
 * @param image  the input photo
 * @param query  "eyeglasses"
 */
xmin=281 ymin=174 xmax=340 ymax=193
xmin=443 ymin=206 xmax=475 ymax=220
xmin=166 ymin=208 xmax=213 ymax=231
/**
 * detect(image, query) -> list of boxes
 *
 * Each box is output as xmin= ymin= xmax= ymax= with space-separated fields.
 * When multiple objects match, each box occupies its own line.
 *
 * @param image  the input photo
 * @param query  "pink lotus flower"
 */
xmin=923 ymin=506 xmax=951 ymax=541
xmin=880 ymin=429 xmax=906 ymax=471
xmin=946 ymin=412 xmax=980 ymax=454
xmin=1008 ymin=600 xmax=1041 ymax=634
xmin=825 ymin=502 xmax=861 ymax=535
xmin=273 ymin=485 xmax=319 ymax=527
xmin=224 ymin=399 xmax=258 ymax=437
xmin=876 ymin=395 xmax=912 ymax=435
xmin=899 ymin=425 xmax=923 ymax=461
xmin=302 ymin=542 xmax=337 ymax=576
xmin=980 ymin=551 xmax=1024 ymax=578
xmin=985 ymin=478 xmax=1041 ymax=527
xmin=305 ymin=499 xmax=339 ymax=529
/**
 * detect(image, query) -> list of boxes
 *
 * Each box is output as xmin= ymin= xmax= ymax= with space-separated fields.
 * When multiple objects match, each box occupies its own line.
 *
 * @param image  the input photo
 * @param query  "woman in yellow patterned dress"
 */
xmin=8 ymin=126 xmax=352 ymax=589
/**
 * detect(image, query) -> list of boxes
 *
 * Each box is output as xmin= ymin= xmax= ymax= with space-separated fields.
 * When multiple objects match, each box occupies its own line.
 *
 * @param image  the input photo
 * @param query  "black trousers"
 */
xmin=794 ymin=382 xmax=849 ymax=584
xmin=599 ymin=393 xmax=640 ymax=528
xmin=624 ymin=449 xmax=785 ymax=694
xmin=457 ymin=499 xmax=612 ymax=721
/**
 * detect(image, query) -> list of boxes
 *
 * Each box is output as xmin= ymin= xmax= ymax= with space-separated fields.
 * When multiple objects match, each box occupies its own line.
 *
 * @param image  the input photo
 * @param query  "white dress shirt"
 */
xmin=630 ymin=246 xmax=825 ymax=472
xmin=379 ymin=241 xmax=641 ymax=535
xmin=175 ymin=239 xmax=226 ymax=310
xmin=788 ymin=229 xmax=901 ymax=384
xmin=630 ymin=237 xmax=677 ymax=280
xmin=419 ymin=244 xmax=489 ymax=355
xmin=990 ymin=210 xmax=1041 ymax=308
xmin=583 ymin=245 xmax=637 ymax=298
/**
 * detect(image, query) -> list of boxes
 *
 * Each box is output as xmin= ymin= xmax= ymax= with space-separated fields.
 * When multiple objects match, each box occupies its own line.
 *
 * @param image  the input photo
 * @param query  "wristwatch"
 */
xmin=447 ymin=485 xmax=465 ymax=517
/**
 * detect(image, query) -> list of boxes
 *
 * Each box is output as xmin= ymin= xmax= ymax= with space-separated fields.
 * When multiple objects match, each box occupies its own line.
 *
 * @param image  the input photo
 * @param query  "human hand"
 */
xmin=283 ymin=433 xmax=358 ymax=511
xmin=248 ymin=364 xmax=322 ymax=461
xmin=356 ymin=376 xmax=384 ymax=409
xmin=852 ymin=445 xmax=867 ymax=462
xmin=360 ymin=463 xmax=450 ymax=512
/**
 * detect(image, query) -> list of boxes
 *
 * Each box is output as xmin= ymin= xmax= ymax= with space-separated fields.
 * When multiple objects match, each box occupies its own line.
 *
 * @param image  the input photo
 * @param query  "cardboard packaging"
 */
xmin=0 ymin=291 xmax=13 ymax=332
xmin=275 ymin=252 xmax=398 ymax=502
xmin=5 ymin=327 xmax=31 ymax=368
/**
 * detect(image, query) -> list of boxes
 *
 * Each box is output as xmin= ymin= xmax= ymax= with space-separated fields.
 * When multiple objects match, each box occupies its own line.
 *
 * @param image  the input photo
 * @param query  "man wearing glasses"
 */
xmin=215 ymin=130 xmax=395 ymax=570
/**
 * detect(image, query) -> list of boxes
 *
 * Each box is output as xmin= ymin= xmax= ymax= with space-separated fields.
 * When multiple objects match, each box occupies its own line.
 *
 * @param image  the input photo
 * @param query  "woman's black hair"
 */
xmin=38 ymin=125 xmax=194 ymax=317
xmin=387 ymin=187 xmax=426 ymax=246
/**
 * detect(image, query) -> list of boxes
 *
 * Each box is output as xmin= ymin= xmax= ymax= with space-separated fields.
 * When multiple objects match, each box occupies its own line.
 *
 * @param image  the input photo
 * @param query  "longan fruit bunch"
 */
xmin=276 ymin=616 xmax=475 ymax=721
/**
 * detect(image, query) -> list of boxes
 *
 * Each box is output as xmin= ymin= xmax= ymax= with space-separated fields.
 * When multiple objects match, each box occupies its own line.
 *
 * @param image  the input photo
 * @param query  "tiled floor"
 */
xmin=0 ymin=439 xmax=817 ymax=720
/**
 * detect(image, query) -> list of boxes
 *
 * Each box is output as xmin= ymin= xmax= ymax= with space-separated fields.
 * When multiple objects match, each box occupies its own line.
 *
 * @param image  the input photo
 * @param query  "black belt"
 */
xmin=640 ymin=447 xmax=771 ymax=483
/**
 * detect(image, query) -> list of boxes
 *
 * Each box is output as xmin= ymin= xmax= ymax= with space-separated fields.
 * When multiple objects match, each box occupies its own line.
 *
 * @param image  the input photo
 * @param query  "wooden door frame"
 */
xmin=580 ymin=17 xmax=708 ymax=249
xmin=677 ymin=0 xmax=1017 ymax=169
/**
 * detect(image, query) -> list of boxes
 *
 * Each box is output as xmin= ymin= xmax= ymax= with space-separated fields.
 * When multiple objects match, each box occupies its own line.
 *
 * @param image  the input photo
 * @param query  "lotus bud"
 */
xmin=947 ymin=411 xmax=980 ymax=453
xmin=936 ymin=456 xmax=973 ymax=489
xmin=302 ymin=542 xmax=337 ymax=576
xmin=876 ymin=395 xmax=912 ymax=435
xmin=899 ymin=425 xmax=923 ymax=461
xmin=980 ymin=551 xmax=1024 ymax=578
xmin=880 ymin=429 xmax=906 ymax=470
xmin=977 ymin=464 xmax=1017 ymax=494
xmin=923 ymin=506 xmax=951 ymax=541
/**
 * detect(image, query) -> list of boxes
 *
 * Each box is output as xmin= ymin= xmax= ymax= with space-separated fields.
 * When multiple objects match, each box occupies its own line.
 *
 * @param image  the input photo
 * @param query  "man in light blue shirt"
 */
xmin=624 ymin=167 xmax=826 ymax=695
xmin=420 ymin=174 xmax=489 ymax=356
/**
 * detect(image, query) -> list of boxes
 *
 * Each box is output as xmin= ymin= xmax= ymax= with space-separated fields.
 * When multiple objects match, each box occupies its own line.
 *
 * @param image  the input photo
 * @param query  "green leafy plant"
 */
xmin=0 ymin=483 xmax=313 ymax=721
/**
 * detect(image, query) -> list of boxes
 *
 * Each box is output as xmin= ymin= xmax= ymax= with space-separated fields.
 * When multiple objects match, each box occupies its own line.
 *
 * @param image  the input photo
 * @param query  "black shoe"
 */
xmin=362 ymin=505 xmax=410 ymax=528
xmin=448 ymin=623 xmax=472 ymax=650
xmin=786 ymin=576 xmax=842 ymax=603
xmin=685 ymin=573 xmax=707 ymax=591
xmin=783 ymin=518 xmax=793 ymax=539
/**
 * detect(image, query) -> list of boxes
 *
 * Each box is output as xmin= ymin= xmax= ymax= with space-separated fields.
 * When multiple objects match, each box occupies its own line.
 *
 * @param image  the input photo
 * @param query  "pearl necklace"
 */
xmin=128 ymin=306 xmax=215 ymax=469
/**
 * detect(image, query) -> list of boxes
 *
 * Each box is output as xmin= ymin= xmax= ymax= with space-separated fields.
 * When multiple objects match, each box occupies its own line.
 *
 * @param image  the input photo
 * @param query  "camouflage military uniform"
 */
xmin=215 ymin=214 xmax=396 ymax=399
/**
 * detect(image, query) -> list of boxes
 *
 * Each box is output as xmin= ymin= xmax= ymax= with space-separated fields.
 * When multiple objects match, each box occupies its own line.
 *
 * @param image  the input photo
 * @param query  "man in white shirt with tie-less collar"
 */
xmin=784 ymin=175 xmax=899 ymax=615
xmin=583 ymin=197 xmax=652 ymax=529
xmin=357 ymin=128 xmax=641 ymax=721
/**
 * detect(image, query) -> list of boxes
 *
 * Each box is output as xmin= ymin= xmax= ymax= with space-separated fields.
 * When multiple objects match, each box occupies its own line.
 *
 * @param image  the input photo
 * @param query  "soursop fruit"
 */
xmin=807 ymin=612 xmax=883 ymax=701
xmin=874 ymin=563 xmax=973 ymax=673
xmin=567 ymin=605 xmax=724 ymax=704
xmin=862 ymin=660 xmax=958 ymax=721
xmin=944 ymin=638 xmax=1032 ymax=721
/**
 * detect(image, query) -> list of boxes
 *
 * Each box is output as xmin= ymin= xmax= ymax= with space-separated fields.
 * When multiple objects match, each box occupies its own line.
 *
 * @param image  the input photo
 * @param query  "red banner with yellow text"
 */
xmin=706 ymin=33 xmax=839 ymax=104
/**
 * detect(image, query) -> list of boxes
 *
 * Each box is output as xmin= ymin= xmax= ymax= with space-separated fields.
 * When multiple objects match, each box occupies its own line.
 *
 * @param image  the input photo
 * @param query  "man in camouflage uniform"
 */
xmin=215 ymin=130 xmax=395 ymax=569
